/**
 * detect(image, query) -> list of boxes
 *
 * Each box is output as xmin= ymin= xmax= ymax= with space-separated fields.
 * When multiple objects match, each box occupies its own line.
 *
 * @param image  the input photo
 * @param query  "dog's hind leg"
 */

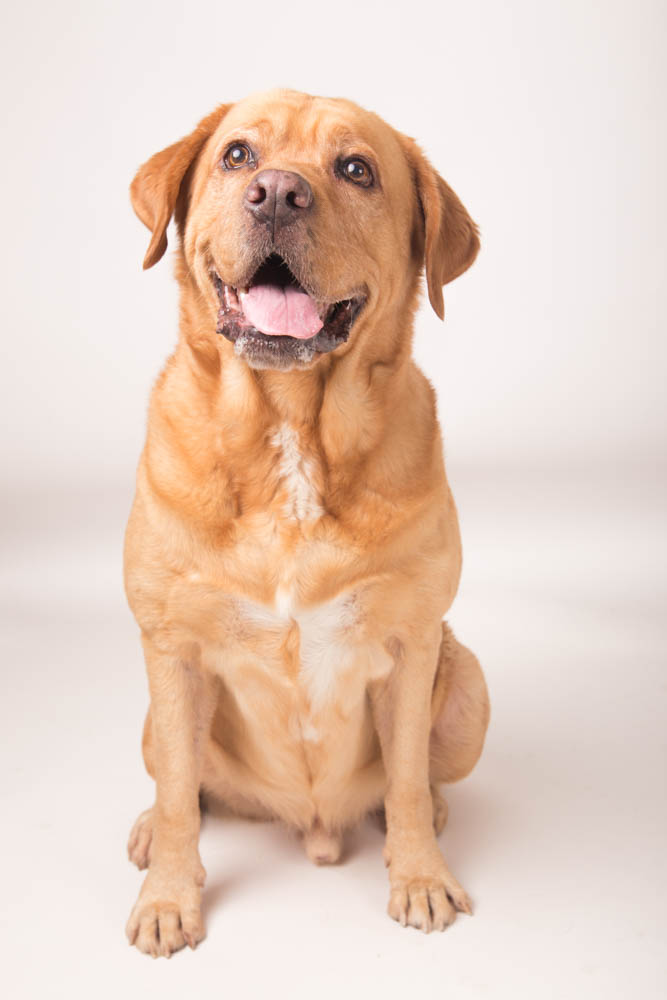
xmin=429 ymin=623 xmax=490 ymax=790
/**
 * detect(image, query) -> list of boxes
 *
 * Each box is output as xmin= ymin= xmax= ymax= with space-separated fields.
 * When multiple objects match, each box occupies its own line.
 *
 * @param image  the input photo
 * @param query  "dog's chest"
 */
xmin=219 ymin=582 xmax=390 ymax=806
xmin=235 ymin=587 xmax=362 ymax=710
xmin=268 ymin=421 xmax=323 ymax=523
xmin=202 ymin=424 xmax=391 ymax=763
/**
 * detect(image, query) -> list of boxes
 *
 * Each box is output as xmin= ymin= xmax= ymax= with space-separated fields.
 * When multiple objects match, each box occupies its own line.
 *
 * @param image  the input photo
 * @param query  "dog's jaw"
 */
xmin=210 ymin=255 xmax=365 ymax=371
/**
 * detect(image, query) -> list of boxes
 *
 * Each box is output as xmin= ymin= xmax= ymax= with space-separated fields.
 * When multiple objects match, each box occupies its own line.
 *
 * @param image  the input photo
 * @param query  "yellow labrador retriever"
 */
xmin=125 ymin=89 xmax=489 ymax=957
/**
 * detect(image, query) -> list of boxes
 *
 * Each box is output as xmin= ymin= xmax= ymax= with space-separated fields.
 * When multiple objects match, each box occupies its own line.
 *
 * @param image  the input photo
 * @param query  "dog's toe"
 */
xmin=126 ymin=870 xmax=205 ymax=958
xmin=388 ymin=862 xmax=471 ymax=934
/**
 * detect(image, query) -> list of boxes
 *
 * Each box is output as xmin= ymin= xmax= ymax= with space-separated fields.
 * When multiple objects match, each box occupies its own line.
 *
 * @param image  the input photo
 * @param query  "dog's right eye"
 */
xmin=223 ymin=143 xmax=253 ymax=169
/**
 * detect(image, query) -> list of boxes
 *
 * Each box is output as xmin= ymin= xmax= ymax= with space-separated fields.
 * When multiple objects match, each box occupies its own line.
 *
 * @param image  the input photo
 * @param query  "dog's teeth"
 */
xmin=223 ymin=286 xmax=241 ymax=310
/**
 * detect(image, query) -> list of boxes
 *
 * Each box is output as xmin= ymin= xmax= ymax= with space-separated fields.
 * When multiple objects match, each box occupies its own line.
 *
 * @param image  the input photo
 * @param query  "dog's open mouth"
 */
xmin=211 ymin=254 xmax=365 ymax=369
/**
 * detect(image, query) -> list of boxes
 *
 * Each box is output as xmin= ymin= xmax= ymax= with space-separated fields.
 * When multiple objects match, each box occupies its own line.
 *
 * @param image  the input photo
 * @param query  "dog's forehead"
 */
xmin=216 ymin=90 xmax=402 ymax=163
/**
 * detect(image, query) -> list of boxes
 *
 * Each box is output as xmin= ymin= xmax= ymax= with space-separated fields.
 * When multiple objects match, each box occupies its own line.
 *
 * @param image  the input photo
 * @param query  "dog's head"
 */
xmin=131 ymin=90 xmax=479 ymax=371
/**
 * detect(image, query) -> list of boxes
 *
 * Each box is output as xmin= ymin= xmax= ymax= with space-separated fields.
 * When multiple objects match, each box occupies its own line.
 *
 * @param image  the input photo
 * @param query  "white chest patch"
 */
xmin=297 ymin=593 xmax=357 ymax=710
xmin=271 ymin=423 xmax=322 ymax=522
xmin=235 ymin=590 xmax=358 ymax=711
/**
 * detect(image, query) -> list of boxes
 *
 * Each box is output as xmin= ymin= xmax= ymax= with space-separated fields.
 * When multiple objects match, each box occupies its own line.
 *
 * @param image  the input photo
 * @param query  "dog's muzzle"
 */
xmin=211 ymin=253 xmax=365 ymax=370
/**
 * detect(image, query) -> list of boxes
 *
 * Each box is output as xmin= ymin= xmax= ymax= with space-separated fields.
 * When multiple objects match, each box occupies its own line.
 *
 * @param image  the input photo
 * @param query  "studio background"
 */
xmin=1 ymin=1 xmax=664 ymax=997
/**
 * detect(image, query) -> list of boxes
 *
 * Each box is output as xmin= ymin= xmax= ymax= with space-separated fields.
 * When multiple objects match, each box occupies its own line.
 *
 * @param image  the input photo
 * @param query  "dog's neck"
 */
xmin=142 ymin=265 xmax=435 ymax=530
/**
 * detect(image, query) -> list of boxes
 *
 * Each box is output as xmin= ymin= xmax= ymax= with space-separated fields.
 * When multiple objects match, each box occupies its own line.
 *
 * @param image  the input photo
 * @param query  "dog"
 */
xmin=124 ymin=89 xmax=489 ymax=957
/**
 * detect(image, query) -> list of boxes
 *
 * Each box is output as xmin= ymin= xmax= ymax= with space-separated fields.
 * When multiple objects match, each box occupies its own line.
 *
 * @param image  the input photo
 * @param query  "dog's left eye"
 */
xmin=339 ymin=157 xmax=374 ymax=188
xmin=223 ymin=144 xmax=253 ymax=169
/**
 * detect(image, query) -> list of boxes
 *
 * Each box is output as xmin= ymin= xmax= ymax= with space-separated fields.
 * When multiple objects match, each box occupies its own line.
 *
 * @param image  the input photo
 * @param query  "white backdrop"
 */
xmin=1 ymin=3 xmax=665 ymax=999
xmin=1 ymin=0 xmax=664 ymax=485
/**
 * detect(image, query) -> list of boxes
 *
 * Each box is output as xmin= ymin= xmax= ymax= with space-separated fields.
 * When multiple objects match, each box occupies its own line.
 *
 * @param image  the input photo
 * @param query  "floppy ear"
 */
xmin=130 ymin=104 xmax=231 ymax=269
xmin=402 ymin=137 xmax=480 ymax=320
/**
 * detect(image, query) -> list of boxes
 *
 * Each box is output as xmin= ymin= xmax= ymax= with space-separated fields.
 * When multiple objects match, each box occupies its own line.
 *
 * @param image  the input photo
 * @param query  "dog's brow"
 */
xmin=218 ymin=125 xmax=264 ymax=145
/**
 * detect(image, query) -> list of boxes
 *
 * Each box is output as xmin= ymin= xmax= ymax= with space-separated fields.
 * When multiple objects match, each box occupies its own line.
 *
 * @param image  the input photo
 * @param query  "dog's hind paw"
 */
xmin=303 ymin=821 xmax=343 ymax=865
xmin=127 ymin=807 xmax=153 ymax=870
xmin=431 ymin=786 xmax=449 ymax=836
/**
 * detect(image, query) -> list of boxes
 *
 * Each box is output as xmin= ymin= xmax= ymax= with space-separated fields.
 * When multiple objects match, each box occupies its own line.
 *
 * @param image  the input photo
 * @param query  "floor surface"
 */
xmin=2 ymin=468 xmax=665 ymax=999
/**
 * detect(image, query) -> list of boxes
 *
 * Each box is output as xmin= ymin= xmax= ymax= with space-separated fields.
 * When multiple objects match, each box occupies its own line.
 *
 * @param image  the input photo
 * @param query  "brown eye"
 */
xmin=223 ymin=143 xmax=253 ymax=169
xmin=340 ymin=157 xmax=373 ymax=187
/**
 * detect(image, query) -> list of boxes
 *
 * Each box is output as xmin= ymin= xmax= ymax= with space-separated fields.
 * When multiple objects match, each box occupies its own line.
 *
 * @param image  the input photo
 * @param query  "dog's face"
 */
xmin=189 ymin=93 xmax=415 ymax=370
xmin=131 ymin=90 xmax=479 ymax=371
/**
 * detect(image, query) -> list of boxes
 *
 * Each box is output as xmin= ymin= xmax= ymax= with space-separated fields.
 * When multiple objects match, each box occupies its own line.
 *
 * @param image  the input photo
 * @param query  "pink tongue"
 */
xmin=239 ymin=284 xmax=323 ymax=339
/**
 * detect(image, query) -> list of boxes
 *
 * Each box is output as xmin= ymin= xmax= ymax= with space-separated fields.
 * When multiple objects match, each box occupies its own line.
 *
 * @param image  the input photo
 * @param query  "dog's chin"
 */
xmin=216 ymin=321 xmax=356 ymax=371
xmin=216 ymin=306 xmax=362 ymax=371
xmin=210 ymin=253 xmax=365 ymax=371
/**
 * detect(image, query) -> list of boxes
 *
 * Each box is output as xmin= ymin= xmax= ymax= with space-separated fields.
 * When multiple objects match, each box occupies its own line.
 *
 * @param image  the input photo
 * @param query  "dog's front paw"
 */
xmin=387 ymin=847 xmax=472 ymax=933
xmin=126 ymin=866 xmax=205 ymax=958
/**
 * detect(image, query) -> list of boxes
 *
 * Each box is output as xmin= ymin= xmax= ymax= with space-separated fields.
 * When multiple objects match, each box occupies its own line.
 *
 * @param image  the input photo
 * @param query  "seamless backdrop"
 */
xmin=1 ymin=2 xmax=665 ymax=998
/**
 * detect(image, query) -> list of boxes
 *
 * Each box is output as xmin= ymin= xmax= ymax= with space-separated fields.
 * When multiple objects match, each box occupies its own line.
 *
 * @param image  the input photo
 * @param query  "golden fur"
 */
xmin=124 ymin=89 xmax=489 ymax=957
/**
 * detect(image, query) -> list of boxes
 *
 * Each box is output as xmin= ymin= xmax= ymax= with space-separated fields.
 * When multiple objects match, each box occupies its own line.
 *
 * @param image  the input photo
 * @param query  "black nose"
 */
xmin=244 ymin=169 xmax=313 ymax=230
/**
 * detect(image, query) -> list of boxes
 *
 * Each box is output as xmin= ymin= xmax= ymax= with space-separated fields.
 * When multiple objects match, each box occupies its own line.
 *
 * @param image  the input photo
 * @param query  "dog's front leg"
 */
xmin=126 ymin=636 xmax=213 ymax=957
xmin=370 ymin=628 xmax=472 ymax=933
